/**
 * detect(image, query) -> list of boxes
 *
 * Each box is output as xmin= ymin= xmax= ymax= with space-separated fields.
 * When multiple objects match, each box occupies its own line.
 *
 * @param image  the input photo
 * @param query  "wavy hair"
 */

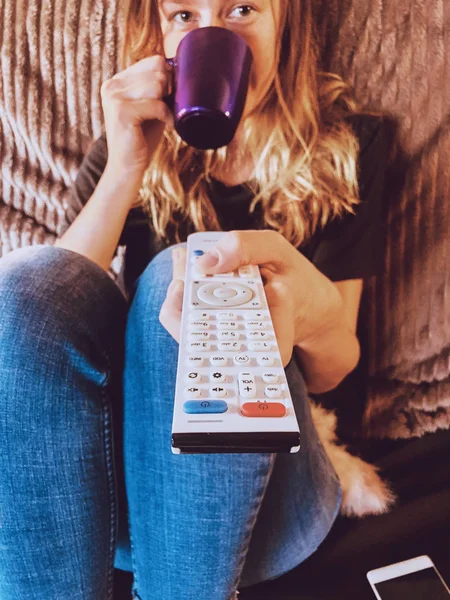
xmin=121 ymin=0 xmax=364 ymax=247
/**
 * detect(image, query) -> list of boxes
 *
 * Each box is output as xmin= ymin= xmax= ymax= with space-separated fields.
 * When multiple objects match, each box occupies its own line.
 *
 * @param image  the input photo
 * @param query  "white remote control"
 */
xmin=171 ymin=232 xmax=301 ymax=454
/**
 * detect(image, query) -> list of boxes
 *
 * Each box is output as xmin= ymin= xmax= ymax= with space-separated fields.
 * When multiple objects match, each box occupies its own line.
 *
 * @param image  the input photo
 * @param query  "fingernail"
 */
xmin=199 ymin=250 xmax=219 ymax=268
xmin=172 ymin=248 xmax=181 ymax=261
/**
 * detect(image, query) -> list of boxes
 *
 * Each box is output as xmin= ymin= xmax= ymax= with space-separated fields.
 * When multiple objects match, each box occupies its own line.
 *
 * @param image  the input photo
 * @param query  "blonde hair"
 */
xmin=121 ymin=0 xmax=364 ymax=247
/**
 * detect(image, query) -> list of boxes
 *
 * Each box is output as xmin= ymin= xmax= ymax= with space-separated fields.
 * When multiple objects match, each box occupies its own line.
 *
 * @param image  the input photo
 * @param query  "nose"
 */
xmin=199 ymin=13 xmax=225 ymax=28
xmin=210 ymin=16 xmax=223 ymax=27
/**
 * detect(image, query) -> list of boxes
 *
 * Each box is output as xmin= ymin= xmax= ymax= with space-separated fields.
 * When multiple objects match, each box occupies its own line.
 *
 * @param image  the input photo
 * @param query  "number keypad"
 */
xmin=184 ymin=309 xmax=287 ymax=416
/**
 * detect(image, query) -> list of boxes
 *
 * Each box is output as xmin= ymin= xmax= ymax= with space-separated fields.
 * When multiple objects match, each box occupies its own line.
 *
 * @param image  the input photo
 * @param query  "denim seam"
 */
xmin=127 ymin=415 xmax=140 ymax=600
xmin=129 ymin=505 xmax=141 ymax=599
xmin=99 ymin=366 xmax=118 ymax=600
xmin=229 ymin=453 xmax=277 ymax=597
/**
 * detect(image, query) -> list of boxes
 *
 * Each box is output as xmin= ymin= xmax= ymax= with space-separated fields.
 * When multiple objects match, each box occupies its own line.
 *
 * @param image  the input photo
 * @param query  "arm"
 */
xmin=296 ymin=116 xmax=390 ymax=392
xmin=55 ymin=54 xmax=175 ymax=272
xmin=54 ymin=166 xmax=142 ymax=273
xmin=294 ymin=279 xmax=363 ymax=394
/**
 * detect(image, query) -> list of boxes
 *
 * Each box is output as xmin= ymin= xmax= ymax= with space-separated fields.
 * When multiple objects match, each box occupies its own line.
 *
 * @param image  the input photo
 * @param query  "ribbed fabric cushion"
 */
xmin=0 ymin=0 xmax=449 ymax=439
xmin=0 ymin=0 xmax=124 ymax=277
xmin=314 ymin=0 xmax=450 ymax=438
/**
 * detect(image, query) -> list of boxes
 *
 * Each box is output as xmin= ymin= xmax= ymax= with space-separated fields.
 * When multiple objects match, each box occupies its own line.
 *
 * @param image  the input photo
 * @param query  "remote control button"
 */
xmin=188 ymin=342 xmax=211 ymax=352
xmin=209 ymin=386 xmax=226 ymax=398
xmin=234 ymin=354 xmax=251 ymax=366
xmin=188 ymin=321 xmax=211 ymax=330
xmin=210 ymin=355 xmax=228 ymax=366
xmin=185 ymin=386 xmax=202 ymax=398
xmin=183 ymin=400 xmax=228 ymax=414
xmin=245 ymin=321 xmax=267 ymax=330
xmin=265 ymin=385 xmax=282 ymax=399
xmin=213 ymin=287 xmax=238 ymax=299
xmin=213 ymin=272 xmax=235 ymax=278
xmin=238 ymin=372 xmax=255 ymax=383
xmin=238 ymin=372 xmax=256 ymax=398
xmin=210 ymin=372 xmax=226 ymax=383
xmin=188 ymin=332 xmax=211 ymax=340
xmin=217 ymin=321 xmax=239 ymax=330
xmin=239 ymin=387 xmax=256 ymax=399
xmin=243 ymin=312 xmax=265 ymax=320
xmin=241 ymin=402 xmax=286 ymax=418
xmin=186 ymin=356 xmax=205 ymax=367
xmin=193 ymin=249 xmax=204 ymax=256
xmin=219 ymin=342 xmax=243 ymax=352
xmin=238 ymin=265 xmax=258 ymax=277
xmin=262 ymin=372 xmax=279 ymax=384
xmin=189 ymin=312 xmax=210 ymax=321
xmin=187 ymin=372 xmax=202 ymax=383
xmin=217 ymin=312 xmax=238 ymax=320
xmin=240 ymin=385 xmax=256 ymax=398
xmin=217 ymin=331 xmax=240 ymax=340
xmin=257 ymin=355 xmax=274 ymax=366
xmin=248 ymin=342 xmax=273 ymax=351
xmin=197 ymin=283 xmax=253 ymax=307
xmin=246 ymin=331 xmax=271 ymax=340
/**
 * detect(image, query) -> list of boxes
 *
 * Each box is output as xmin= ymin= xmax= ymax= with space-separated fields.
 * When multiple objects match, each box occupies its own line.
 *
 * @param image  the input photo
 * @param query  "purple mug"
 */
xmin=164 ymin=27 xmax=253 ymax=150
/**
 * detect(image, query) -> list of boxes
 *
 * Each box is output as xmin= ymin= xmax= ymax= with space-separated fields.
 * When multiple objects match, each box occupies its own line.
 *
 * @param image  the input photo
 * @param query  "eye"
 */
xmin=171 ymin=10 xmax=195 ymax=25
xmin=170 ymin=4 xmax=255 ymax=25
xmin=229 ymin=5 xmax=256 ymax=19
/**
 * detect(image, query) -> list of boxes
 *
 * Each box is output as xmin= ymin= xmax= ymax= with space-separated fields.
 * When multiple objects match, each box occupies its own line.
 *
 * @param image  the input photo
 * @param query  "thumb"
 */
xmin=196 ymin=230 xmax=289 ymax=274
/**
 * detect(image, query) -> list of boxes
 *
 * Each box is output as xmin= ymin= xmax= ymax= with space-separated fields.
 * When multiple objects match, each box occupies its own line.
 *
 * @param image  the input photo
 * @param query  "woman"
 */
xmin=0 ymin=0 xmax=388 ymax=598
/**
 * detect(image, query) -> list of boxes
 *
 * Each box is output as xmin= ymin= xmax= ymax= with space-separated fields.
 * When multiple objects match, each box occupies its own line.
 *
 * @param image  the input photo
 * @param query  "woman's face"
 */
xmin=158 ymin=0 xmax=280 ymax=121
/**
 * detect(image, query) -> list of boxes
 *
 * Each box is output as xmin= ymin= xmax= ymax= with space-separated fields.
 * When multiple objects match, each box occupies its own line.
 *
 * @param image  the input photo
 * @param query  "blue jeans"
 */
xmin=0 ymin=245 xmax=341 ymax=600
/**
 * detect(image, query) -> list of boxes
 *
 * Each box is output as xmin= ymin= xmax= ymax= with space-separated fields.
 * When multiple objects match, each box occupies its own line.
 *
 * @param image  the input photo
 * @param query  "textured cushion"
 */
xmin=0 ymin=0 xmax=124 ymax=277
xmin=313 ymin=0 xmax=450 ymax=438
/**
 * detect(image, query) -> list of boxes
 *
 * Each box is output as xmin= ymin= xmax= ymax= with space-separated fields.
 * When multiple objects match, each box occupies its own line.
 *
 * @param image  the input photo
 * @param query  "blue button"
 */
xmin=193 ymin=250 xmax=204 ymax=256
xmin=183 ymin=400 xmax=228 ymax=414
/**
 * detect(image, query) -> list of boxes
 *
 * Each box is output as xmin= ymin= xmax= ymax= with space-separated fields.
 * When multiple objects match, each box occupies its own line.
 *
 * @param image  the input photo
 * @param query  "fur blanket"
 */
xmin=0 ymin=0 xmax=448 ymax=517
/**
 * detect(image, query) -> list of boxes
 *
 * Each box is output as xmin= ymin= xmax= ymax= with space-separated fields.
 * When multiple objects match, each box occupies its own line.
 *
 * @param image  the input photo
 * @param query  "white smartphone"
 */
xmin=367 ymin=555 xmax=450 ymax=600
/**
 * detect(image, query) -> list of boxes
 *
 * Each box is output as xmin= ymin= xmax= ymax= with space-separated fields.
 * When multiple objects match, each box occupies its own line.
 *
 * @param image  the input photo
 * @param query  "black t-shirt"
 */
xmin=64 ymin=113 xmax=388 ymax=294
xmin=62 ymin=113 xmax=390 ymax=438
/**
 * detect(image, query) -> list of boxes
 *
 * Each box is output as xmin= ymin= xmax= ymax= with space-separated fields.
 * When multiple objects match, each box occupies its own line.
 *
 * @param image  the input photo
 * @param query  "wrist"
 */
xmin=103 ymin=159 xmax=146 ymax=185
xmin=101 ymin=162 xmax=145 ymax=208
xmin=294 ymin=276 xmax=343 ymax=347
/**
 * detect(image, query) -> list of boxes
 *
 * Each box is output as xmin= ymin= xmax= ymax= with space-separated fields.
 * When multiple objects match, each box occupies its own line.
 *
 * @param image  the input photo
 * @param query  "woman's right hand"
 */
xmin=100 ymin=55 xmax=174 ymax=181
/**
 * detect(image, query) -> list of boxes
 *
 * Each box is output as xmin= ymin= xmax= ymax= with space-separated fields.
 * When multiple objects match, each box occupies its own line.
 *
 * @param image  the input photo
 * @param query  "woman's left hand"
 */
xmin=159 ymin=230 xmax=342 ymax=366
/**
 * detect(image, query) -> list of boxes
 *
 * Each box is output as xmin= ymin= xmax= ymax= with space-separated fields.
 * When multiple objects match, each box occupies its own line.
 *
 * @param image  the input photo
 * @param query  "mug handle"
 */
xmin=163 ymin=57 xmax=177 ymax=112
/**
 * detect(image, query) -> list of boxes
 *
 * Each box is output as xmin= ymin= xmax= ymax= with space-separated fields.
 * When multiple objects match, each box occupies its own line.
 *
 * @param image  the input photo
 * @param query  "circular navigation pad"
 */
xmin=197 ymin=283 xmax=254 ymax=307
xmin=213 ymin=287 xmax=237 ymax=299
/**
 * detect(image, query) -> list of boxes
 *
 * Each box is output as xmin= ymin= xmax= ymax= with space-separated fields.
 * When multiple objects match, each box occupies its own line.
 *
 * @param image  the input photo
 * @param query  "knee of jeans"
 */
xmin=0 ymin=244 xmax=105 ymax=287
xmin=0 ymin=245 xmax=127 ymax=345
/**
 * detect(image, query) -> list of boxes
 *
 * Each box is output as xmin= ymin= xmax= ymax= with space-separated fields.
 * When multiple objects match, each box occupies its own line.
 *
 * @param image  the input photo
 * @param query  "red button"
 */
xmin=241 ymin=402 xmax=286 ymax=418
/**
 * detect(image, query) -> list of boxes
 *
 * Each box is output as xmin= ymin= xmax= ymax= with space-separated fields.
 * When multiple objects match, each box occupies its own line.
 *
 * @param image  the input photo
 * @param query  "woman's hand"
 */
xmin=159 ymin=231 xmax=343 ymax=367
xmin=100 ymin=55 xmax=174 ymax=197
xmin=159 ymin=246 xmax=187 ymax=342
